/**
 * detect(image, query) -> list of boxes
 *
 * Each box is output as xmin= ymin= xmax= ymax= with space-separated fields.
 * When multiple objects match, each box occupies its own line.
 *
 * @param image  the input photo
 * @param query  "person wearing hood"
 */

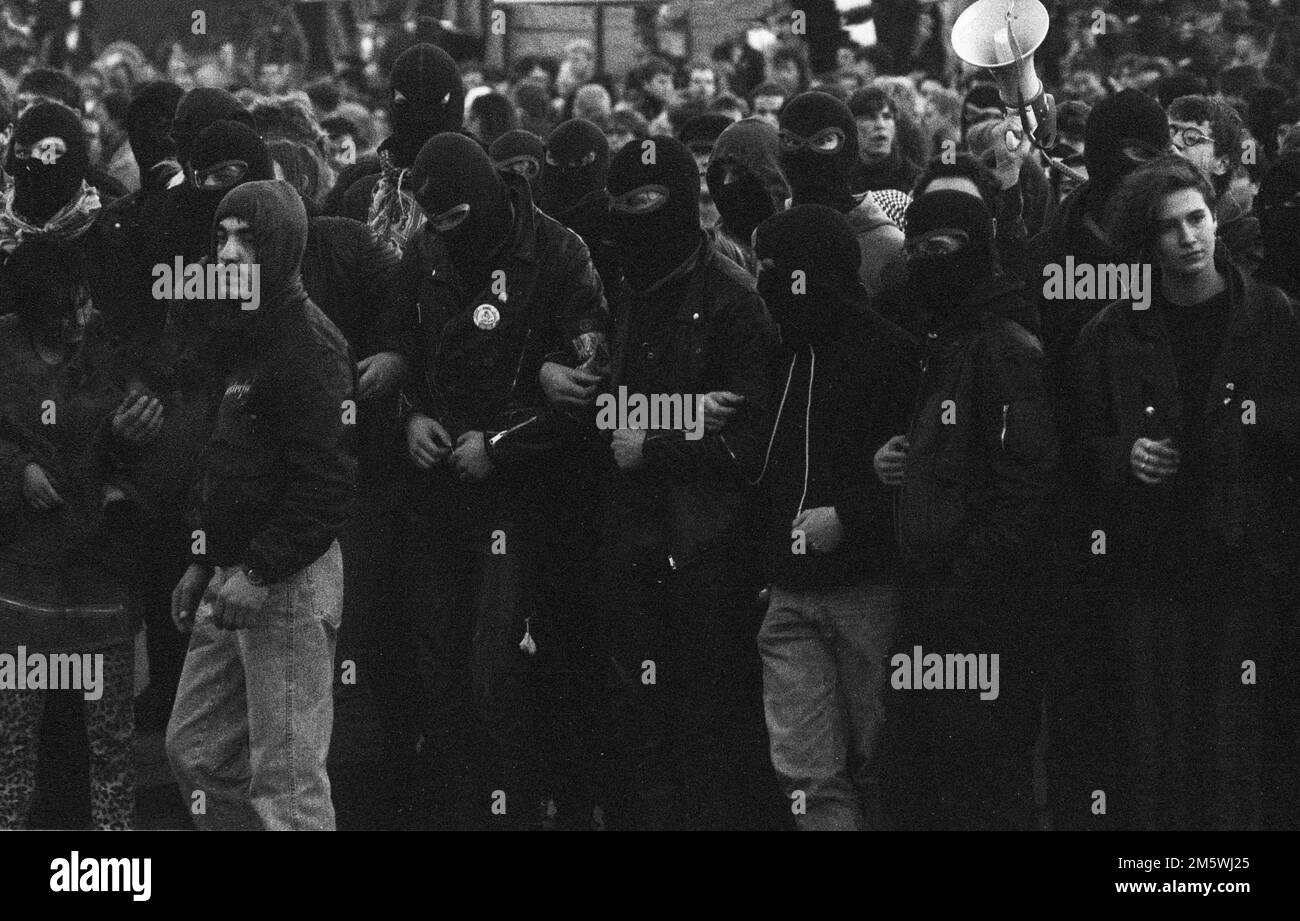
xmin=749 ymin=205 xmax=917 ymax=830
xmin=0 ymin=108 xmax=161 ymax=830
xmin=876 ymin=189 xmax=1059 ymax=830
xmin=679 ymin=113 xmax=734 ymax=228
xmin=778 ymin=91 xmax=904 ymax=296
xmin=848 ymin=86 xmax=922 ymax=194
xmin=537 ymin=117 xmax=620 ymax=290
xmin=581 ymin=134 xmax=780 ymax=830
xmin=489 ymin=128 xmax=545 ymax=196
xmin=705 ymin=117 xmax=789 ymax=276
xmin=1066 ymin=156 xmax=1300 ymax=830
xmin=343 ymin=44 xmax=465 ymax=256
xmin=166 ymin=179 xmax=357 ymax=831
xmin=371 ymin=132 xmax=608 ymax=829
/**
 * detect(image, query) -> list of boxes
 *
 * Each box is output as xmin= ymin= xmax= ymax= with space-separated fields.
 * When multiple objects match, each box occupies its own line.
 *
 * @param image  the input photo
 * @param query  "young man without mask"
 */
xmin=370 ymin=132 xmax=609 ymax=829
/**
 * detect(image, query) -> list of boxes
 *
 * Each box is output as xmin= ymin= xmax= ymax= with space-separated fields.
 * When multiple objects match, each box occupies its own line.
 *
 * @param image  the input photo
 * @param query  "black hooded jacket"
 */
xmin=192 ymin=181 xmax=357 ymax=583
xmin=897 ymin=274 xmax=1059 ymax=587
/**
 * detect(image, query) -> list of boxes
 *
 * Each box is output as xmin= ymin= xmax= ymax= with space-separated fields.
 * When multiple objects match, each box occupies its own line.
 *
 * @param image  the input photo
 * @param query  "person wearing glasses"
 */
xmin=1166 ymin=95 xmax=1259 ymax=273
xmin=1067 ymin=156 xmax=1300 ymax=828
xmin=778 ymin=91 xmax=904 ymax=297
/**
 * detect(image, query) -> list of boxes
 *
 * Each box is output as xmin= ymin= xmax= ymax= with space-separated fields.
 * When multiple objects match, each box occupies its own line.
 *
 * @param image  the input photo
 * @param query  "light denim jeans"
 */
xmin=166 ymin=541 xmax=342 ymax=831
xmin=758 ymin=581 xmax=899 ymax=831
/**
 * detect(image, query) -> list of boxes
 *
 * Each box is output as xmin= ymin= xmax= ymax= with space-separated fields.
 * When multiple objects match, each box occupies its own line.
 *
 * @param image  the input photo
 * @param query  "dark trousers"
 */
xmin=598 ymin=524 xmax=777 ymax=830
xmin=882 ymin=576 xmax=1045 ymax=830
xmin=397 ymin=471 xmax=542 ymax=829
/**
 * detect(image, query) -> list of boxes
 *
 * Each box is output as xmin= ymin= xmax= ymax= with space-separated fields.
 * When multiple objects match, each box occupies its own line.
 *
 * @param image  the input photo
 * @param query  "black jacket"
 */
xmin=193 ymin=291 xmax=357 ymax=583
xmin=605 ymin=237 xmax=780 ymax=570
xmin=763 ymin=305 xmax=918 ymax=588
xmin=376 ymin=172 xmax=608 ymax=471
xmin=897 ymin=275 xmax=1059 ymax=586
xmin=1067 ymin=254 xmax=1300 ymax=597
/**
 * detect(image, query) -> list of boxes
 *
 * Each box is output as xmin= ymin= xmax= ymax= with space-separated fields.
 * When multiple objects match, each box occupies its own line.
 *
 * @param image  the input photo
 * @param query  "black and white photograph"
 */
xmin=0 ymin=0 xmax=1293 ymax=900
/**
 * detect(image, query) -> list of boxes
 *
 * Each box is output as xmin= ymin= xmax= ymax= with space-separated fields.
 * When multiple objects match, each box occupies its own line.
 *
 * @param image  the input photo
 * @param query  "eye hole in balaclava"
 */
xmin=6 ymin=102 xmax=89 ymax=226
xmin=778 ymin=92 xmax=860 ymax=212
xmin=411 ymin=132 xmax=514 ymax=289
xmin=904 ymin=189 xmax=997 ymax=316
xmin=607 ymin=135 xmax=701 ymax=291
xmin=538 ymin=118 xmax=610 ymax=217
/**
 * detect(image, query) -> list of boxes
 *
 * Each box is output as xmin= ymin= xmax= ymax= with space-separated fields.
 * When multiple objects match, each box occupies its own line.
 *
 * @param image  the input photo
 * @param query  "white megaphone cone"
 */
xmin=953 ymin=0 xmax=1055 ymax=148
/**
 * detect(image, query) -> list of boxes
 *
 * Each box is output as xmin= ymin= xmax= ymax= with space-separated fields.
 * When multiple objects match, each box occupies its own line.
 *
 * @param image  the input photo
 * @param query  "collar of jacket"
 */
xmin=624 ymin=231 xmax=708 ymax=297
xmin=425 ymin=170 xmax=540 ymax=282
xmin=1120 ymin=243 xmax=1257 ymax=345
xmin=929 ymin=272 xmax=1040 ymax=339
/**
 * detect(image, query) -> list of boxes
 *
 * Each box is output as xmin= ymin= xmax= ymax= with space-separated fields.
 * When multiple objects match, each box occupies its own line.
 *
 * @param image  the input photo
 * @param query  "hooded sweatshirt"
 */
xmin=754 ymin=205 xmax=917 ymax=586
xmin=707 ymin=117 xmax=788 ymax=250
xmin=193 ymin=180 xmax=356 ymax=583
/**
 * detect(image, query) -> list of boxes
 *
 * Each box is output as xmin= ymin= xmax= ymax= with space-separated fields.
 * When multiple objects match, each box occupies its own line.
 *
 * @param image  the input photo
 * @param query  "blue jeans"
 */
xmin=758 ymin=581 xmax=898 ymax=830
xmin=166 ymin=542 xmax=342 ymax=831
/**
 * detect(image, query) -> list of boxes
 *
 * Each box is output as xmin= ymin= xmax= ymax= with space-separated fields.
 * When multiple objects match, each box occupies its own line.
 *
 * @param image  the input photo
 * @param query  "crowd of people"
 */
xmin=0 ymin=0 xmax=1299 ymax=831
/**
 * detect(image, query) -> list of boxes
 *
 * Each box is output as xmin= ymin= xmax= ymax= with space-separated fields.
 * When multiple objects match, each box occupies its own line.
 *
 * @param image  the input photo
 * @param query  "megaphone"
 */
xmin=953 ymin=0 xmax=1055 ymax=149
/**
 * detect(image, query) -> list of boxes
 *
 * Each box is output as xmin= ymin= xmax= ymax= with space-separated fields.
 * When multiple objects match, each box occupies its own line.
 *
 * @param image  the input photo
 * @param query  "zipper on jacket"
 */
xmin=1000 ymin=403 xmax=1009 ymax=450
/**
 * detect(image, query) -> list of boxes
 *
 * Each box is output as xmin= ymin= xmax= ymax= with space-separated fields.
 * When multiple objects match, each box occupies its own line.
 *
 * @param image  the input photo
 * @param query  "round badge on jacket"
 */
xmin=473 ymin=303 xmax=500 ymax=330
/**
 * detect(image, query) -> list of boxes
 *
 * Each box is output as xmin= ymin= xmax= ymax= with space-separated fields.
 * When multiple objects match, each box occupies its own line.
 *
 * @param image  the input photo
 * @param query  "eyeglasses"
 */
xmin=778 ymin=127 xmax=846 ymax=155
xmin=1170 ymin=125 xmax=1214 ymax=150
xmin=193 ymin=159 xmax=249 ymax=190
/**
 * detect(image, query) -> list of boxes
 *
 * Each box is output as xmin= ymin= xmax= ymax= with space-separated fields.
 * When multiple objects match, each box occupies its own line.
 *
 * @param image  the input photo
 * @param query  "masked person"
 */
xmin=706 ymin=117 xmax=789 ymax=275
xmin=877 ymin=189 xmax=1058 ymax=830
xmin=0 ymin=108 xmax=158 ymax=830
xmin=370 ymin=132 xmax=607 ymax=829
xmin=750 ymin=205 xmax=917 ymax=830
xmin=588 ymin=134 xmax=780 ymax=830
xmin=489 ymin=129 xmax=545 ymax=197
xmin=166 ymin=180 xmax=357 ymax=831
xmin=1067 ymin=157 xmax=1300 ymax=829
xmin=537 ymin=117 xmax=619 ymax=291
xmin=344 ymin=44 xmax=466 ymax=256
xmin=778 ymin=91 xmax=903 ymax=296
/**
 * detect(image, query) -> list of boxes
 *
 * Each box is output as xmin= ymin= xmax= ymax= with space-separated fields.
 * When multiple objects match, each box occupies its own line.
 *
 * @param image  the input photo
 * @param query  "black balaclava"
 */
xmin=189 ymin=120 xmax=276 ymax=223
xmin=411 ymin=132 xmax=514 ymax=289
xmin=1257 ymin=151 xmax=1300 ymax=293
xmin=6 ymin=102 xmax=89 ymax=225
xmin=961 ymin=85 xmax=1005 ymax=144
xmin=388 ymin=44 xmax=466 ymax=168
xmin=126 ymin=80 xmax=185 ymax=176
xmin=489 ymin=129 xmax=546 ymax=194
xmin=708 ymin=117 xmax=788 ymax=244
xmin=904 ymin=189 xmax=997 ymax=318
xmin=778 ymin=91 xmax=860 ymax=212
xmin=538 ymin=118 xmax=609 ymax=217
xmin=172 ymin=87 xmax=256 ymax=170
xmin=213 ymin=179 xmax=309 ymax=308
xmin=607 ymin=134 xmax=702 ymax=291
xmin=753 ymin=204 xmax=863 ymax=347
xmin=1084 ymin=89 xmax=1169 ymax=210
